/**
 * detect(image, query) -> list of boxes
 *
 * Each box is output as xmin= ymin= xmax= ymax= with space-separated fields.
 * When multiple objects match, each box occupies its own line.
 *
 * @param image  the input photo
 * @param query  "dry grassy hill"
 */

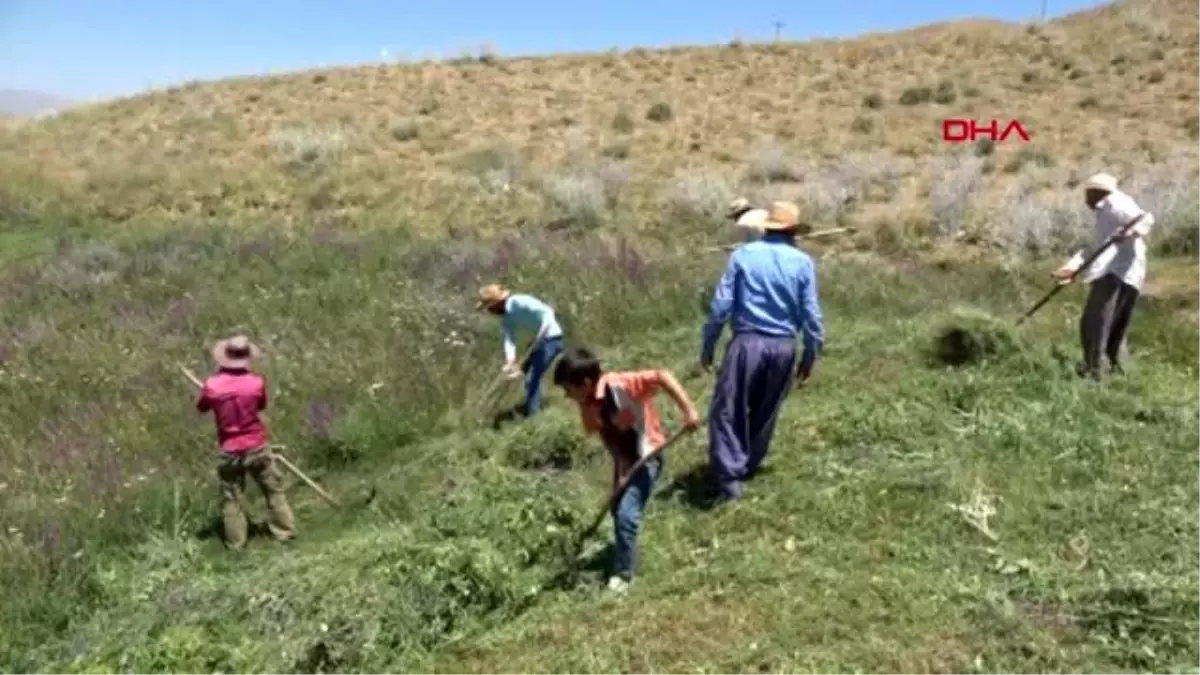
xmin=1 ymin=0 xmax=1196 ymax=248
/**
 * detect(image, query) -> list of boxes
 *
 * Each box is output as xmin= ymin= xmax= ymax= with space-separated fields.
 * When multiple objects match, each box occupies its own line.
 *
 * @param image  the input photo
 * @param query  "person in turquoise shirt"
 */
xmin=477 ymin=284 xmax=565 ymax=418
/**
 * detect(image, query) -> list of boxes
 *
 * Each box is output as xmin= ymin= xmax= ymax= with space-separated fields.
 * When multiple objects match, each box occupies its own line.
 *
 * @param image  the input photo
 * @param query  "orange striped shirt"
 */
xmin=577 ymin=370 xmax=668 ymax=474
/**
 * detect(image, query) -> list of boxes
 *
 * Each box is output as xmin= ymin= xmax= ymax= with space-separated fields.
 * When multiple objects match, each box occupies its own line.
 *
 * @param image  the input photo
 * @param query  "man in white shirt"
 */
xmin=728 ymin=197 xmax=766 ymax=243
xmin=1052 ymin=173 xmax=1155 ymax=380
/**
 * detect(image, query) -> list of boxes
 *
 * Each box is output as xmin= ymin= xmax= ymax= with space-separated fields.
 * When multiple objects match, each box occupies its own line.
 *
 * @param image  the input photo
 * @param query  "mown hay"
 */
xmin=927 ymin=307 xmax=1024 ymax=367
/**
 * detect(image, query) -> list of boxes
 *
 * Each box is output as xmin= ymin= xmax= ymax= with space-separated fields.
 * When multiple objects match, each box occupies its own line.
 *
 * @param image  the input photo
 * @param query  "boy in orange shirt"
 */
xmin=553 ymin=347 xmax=700 ymax=592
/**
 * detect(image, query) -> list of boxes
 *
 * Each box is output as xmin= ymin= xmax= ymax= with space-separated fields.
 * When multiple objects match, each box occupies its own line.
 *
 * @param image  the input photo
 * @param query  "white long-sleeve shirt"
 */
xmin=1061 ymin=189 xmax=1155 ymax=291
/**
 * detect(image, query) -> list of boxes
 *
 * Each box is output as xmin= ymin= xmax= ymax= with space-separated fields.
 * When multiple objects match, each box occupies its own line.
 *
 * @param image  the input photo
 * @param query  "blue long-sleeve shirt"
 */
xmin=501 ymin=293 xmax=563 ymax=363
xmin=700 ymin=234 xmax=825 ymax=372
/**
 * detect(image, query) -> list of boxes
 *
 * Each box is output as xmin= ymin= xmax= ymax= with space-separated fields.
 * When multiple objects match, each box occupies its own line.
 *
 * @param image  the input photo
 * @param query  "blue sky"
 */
xmin=2 ymin=0 xmax=1107 ymax=102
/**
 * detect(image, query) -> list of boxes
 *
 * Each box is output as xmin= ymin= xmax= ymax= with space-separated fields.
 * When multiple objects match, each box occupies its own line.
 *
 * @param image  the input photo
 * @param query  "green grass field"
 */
xmin=0 ymin=217 xmax=1195 ymax=672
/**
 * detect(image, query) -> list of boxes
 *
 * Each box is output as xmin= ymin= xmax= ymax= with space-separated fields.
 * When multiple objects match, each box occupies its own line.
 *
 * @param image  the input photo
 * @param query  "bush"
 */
xmin=270 ymin=125 xmax=346 ymax=169
xmin=746 ymin=139 xmax=800 ymax=183
xmin=899 ymin=86 xmax=933 ymax=105
xmin=645 ymin=102 xmax=674 ymax=123
xmin=390 ymin=119 xmax=419 ymax=142
xmin=612 ymin=109 xmax=635 ymax=133
xmin=1184 ymin=115 xmax=1199 ymax=140
xmin=850 ymin=116 xmax=875 ymax=134
xmin=660 ymin=169 xmax=741 ymax=222
xmin=932 ymin=80 xmax=957 ymax=104
xmin=928 ymin=155 xmax=984 ymax=238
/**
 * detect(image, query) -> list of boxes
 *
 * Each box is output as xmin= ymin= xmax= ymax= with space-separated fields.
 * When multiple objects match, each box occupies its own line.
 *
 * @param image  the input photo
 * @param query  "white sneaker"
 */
xmin=606 ymin=576 xmax=629 ymax=593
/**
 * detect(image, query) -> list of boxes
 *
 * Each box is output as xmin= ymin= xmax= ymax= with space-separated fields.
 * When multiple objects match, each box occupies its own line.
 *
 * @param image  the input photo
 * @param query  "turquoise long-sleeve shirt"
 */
xmin=501 ymin=293 xmax=563 ymax=363
xmin=700 ymin=234 xmax=825 ymax=372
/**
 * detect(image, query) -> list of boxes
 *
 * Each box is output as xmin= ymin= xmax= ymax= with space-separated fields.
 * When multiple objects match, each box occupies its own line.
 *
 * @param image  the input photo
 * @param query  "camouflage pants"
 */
xmin=217 ymin=448 xmax=295 ymax=549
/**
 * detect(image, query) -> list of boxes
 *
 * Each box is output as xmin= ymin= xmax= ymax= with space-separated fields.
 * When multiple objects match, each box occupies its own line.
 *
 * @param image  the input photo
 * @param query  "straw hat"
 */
xmin=735 ymin=208 xmax=769 ymax=229
xmin=211 ymin=335 xmax=260 ymax=370
xmin=756 ymin=201 xmax=802 ymax=231
xmin=1083 ymin=173 xmax=1118 ymax=193
xmin=475 ymin=284 xmax=511 ymax=310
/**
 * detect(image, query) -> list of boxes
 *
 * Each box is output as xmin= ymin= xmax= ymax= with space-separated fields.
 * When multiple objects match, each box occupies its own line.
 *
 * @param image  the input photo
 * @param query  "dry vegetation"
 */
xmin=1 ymin=0 xmax=1197 ymax=247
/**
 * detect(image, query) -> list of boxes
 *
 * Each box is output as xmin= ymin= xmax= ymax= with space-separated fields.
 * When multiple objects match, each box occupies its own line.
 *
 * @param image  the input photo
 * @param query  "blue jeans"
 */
xmin=521 ymin=335 xmax=564 ymax=416
xmin=611 ymin=455 xmax=662 ymax=581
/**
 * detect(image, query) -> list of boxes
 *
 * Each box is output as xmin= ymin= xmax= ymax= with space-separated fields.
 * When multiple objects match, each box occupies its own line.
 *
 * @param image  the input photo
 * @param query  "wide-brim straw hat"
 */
xmin=735 ymin=207 xmax=769 ymax=229
xmin=1083 ymin=172 xmax=1118 ymax=193
xmin=212 ymin=335 xmax=260 ymax=370
xmin=475 ymin=283 xmax=511 ymax=310
xmin=752 ymin=201 xmax=802 ymax=231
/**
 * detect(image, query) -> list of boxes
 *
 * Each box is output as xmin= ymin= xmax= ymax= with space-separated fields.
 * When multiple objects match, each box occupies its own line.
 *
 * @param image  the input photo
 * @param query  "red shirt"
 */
xmin=196 ymin=368 xmax=269 ymax=453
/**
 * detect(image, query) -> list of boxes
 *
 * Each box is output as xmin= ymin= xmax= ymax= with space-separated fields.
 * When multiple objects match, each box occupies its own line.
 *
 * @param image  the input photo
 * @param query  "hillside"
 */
xmin=0 ymin=0 xmax=1197 ymax=672
xmin=1 ymin=0 xmax=1197 ymax=243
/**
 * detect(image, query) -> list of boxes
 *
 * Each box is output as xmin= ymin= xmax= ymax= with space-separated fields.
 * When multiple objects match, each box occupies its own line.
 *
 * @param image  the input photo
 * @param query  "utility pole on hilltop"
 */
xmin=1040 ymin=0 xmax=1048 ymax=21
xmin=773 ymin=20 xmax=784 ymax=41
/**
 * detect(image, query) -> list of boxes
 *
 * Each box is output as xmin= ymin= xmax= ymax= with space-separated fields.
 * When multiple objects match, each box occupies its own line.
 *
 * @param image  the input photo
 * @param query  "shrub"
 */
xmin=997 ymin=184 xmax=1090 ymax=256
xmin=390 ymin=119 xmax=420 ymax=142
xmin=928 ymin=154 xmax=984 ymax=238
xmin=932 ymin=80 xmax=957 ymax=104
xmin=899 ymin=86 xmax=933 ymax=105
xmin=270 ymin=125 xmax=346 ymax=169
xmin=850 ymin=116 xmax=875 ymax=134
xmin=660 ymin=169 xmax=741 ymax=222
xmin=645 ymin=102 xmax=674 ymax=123
xmin=1185 ymin=115 xmax=1199 ymax=140
xmin=862 ymin=92 xmax=884 ymax=109
xmin=746 ymin=138 xmax=801 ymax=183
xmin=612 ymin=109 xmax=635 ymax=134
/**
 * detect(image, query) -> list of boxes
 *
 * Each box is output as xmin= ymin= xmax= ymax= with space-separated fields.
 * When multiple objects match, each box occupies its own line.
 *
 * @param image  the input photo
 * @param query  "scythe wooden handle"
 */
xmin=177 ymin=362 xmax=341 ymax=508
xmin=577 ymin=425 xmax=698 ymax=542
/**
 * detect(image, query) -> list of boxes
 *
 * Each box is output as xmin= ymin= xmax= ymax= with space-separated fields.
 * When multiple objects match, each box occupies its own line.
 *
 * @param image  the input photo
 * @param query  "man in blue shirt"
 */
xmin=699 ymin=201 xmax=825 ymax=503
xmin=477 ymin=284 xmax=565 ymax=418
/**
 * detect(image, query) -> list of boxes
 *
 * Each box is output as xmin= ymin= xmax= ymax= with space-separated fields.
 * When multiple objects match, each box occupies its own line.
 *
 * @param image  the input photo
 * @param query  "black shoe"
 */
xmin=1110 ymin=362 xmax=1126 ymax=376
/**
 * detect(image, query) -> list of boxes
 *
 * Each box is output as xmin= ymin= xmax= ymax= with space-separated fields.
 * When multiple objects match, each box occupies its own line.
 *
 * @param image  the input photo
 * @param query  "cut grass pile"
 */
xmin=928 ymin=306 xmax=1027 ymax=367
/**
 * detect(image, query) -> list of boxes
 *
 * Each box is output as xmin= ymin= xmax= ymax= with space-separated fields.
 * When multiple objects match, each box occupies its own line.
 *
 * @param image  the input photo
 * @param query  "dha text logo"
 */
xmin=942 ymin=119 xmax=1031 ymax=143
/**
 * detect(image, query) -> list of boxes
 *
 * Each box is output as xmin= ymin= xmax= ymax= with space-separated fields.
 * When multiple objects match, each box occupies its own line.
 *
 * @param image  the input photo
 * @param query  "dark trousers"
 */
xmin=521 ymin=335 xmax=564 ymax=416
xmin=1080 ymin=273 xmax=1140 ymax=378
xmin=707 ymin=333 xmax=797 ymax=499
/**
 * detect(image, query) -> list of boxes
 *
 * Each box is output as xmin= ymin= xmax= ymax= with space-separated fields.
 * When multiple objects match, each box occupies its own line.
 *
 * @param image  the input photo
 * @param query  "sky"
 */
xmin=1 ymin=0 xmax=1109 ymax=102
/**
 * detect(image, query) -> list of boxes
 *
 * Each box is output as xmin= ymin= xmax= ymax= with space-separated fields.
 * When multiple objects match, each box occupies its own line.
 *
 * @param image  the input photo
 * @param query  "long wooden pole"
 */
xmin=178 ymin=362 xmax=342 ymax=507
xmin=1016 ymin=212 xmax=1147 ymax=326
xmin=575 ymin=425 xmax=698 ymax=544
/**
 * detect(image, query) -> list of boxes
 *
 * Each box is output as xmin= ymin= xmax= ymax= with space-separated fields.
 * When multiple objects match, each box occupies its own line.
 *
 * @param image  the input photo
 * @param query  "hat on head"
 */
xmin=726 ymin=197 xmax=753 ymax=219
xmin=1083 ymin=173 xmax=1118 ymax=193
xmin=734 ymin=208 xmax=769 ymax=229
xmin=759 ymin=201 xmax=802 ymax=231
xmin=211 ymin=335 xmax=260 ymax=370
xmin=475 ymin=284 xmax=511 ymax=310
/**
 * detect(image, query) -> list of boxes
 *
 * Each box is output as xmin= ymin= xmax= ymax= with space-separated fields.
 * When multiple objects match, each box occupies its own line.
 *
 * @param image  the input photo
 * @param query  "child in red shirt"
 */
xmin=196 ymin=335 xmax=294 ymax=549
xmin=553 ymin=347 xmax=700 ymax=592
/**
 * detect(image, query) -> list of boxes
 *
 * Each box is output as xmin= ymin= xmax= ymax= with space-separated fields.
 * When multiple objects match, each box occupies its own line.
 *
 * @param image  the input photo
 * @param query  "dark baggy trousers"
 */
xmin=707 ymin=332 xmax=797 ymax=499
xmin=1080 ymin=273 xmax=1140 ymax=378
